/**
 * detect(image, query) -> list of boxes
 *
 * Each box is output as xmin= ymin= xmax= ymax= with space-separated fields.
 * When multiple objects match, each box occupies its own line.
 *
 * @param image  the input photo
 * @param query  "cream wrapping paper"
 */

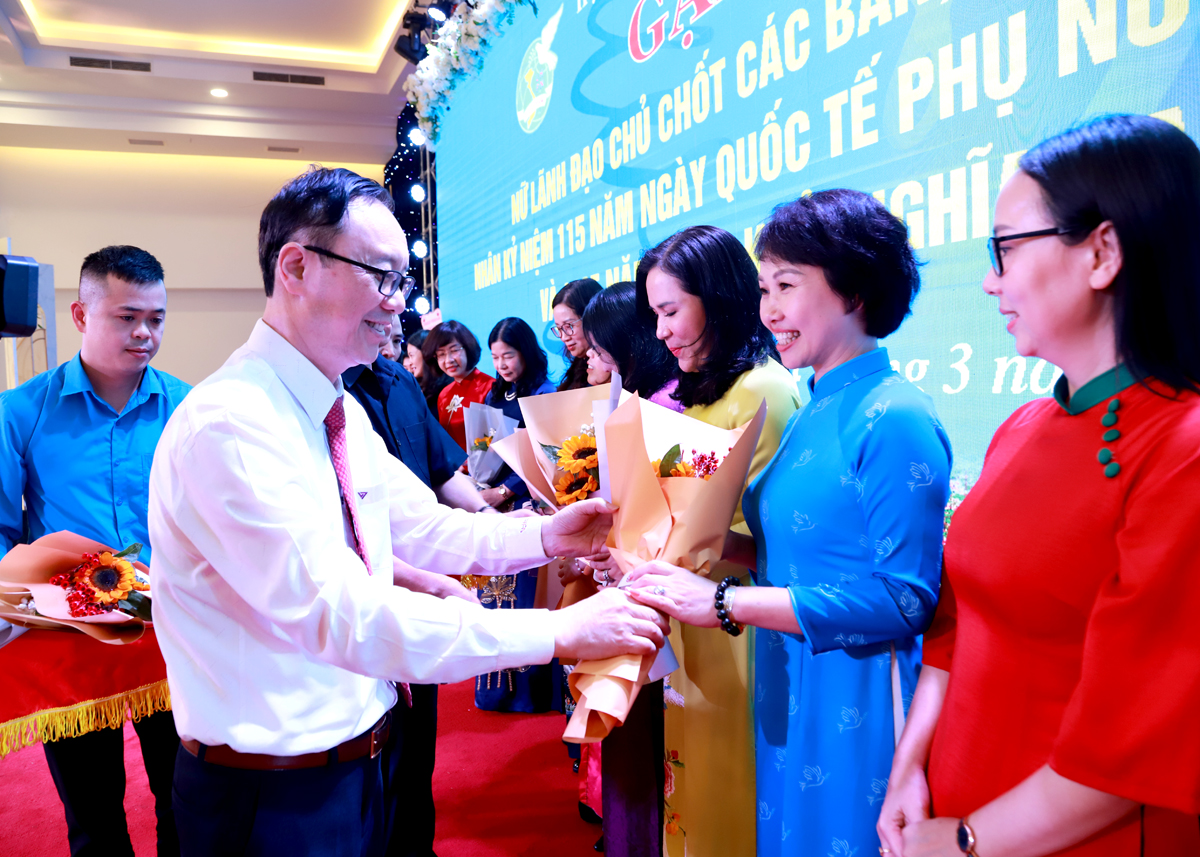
xmin=0 ymin=532 xmax=151 ymax=644
xmin=491 ymin=382 xmax=620 ymax=509
xmin=562 ymin=396 xmax=767 ymax=743
xmin=463 ymin=401 xmax=519 ymax=486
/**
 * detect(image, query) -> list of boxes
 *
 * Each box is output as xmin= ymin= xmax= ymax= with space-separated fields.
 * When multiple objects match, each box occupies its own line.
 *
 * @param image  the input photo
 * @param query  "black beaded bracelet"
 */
xmin=714 ymin=575 xmax=744 ymax=637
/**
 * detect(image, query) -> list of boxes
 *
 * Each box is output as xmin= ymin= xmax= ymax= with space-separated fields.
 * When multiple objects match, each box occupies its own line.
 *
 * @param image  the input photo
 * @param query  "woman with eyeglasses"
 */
xmin=876 ymin=115 xmax=1200 ymax=856
xmin=552 ymin=278 xmax=603 ymax=391
xmin=633 ymin=225 xmax=801 ymax=857
xmin=423 ymin=320 xmax=493 ymax=450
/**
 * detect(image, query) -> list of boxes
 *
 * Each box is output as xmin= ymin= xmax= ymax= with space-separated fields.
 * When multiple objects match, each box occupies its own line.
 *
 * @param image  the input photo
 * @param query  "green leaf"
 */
xmin=659 ymin=444 xmax=682 ymax=477
xmin=539 ymin=443 xmax=562 ymax=464
xmin=114 ymin=543 xmax=143 ymax=560
xmin=119 ymin=590 xmax=154 ymax=622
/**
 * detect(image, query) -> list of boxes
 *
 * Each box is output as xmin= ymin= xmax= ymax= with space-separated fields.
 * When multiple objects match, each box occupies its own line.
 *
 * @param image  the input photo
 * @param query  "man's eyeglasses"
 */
xmin=303 ymin=245 xmax=416 ymax=300
xmin=987 ymin=228 xmax=1072 ymax=276
xmin=550 ymin=320 xmax=578 ymax=339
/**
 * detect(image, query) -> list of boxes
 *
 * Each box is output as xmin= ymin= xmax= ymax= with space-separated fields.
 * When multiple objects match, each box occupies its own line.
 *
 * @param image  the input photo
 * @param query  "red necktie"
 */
xmin=324 ymin=396 xmax=373 ymax=575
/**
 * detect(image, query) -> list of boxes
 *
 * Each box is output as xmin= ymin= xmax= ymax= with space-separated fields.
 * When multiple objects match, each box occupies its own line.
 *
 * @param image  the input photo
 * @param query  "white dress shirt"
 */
xmin=149 ymin=319 xmax=556 ymax=754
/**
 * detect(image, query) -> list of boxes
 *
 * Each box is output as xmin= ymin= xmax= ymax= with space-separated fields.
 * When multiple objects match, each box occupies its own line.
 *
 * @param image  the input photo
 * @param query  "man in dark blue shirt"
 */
xmin=343 ymin=353 xmax=494 ymax=857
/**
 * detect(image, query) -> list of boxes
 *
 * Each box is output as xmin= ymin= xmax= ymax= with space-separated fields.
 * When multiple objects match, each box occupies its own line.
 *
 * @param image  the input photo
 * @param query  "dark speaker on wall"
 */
xmin=0 ymin=255 xmax=39 ymax=338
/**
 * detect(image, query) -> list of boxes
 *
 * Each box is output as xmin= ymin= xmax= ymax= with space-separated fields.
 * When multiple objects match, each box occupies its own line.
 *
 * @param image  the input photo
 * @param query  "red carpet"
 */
xmin=0 ymin=679 xmax=597 ymax=856
xmin=433 ymin=679 xmax=599 ymax=857
xmin=0 ymin=722 xmax=157 ymax=857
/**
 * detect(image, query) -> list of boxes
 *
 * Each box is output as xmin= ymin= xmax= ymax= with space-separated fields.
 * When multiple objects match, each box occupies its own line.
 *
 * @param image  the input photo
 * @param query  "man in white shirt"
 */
xmin=148 ymin=167 xmax=666 ymax=857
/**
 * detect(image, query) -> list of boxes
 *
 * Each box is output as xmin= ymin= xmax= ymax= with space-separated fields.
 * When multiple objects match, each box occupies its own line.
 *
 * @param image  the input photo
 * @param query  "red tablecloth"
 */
xmin=0 ymin=627 xmax=170 ymax=757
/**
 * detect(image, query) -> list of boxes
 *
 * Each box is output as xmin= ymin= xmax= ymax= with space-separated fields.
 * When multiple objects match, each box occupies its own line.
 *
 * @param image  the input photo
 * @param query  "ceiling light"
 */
xmin=414 ymin=296 xmax=431 ymax=315
xmin=410 ymin=184 xmax=427 ymax=203
xmin=412 ymin=239 xmax=429 ymax=259
xmin=210 ymin=88 xmax=228 ymax=97
xmin=429 ymin=1 xmax=456 ymax=22
xmin=408 ymin=127 xmax=427 ymax=146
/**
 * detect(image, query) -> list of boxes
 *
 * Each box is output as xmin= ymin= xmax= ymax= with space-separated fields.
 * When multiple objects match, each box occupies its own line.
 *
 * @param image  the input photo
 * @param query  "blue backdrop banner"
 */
xmin=434 ymin=0 xmax=1199 ymax=478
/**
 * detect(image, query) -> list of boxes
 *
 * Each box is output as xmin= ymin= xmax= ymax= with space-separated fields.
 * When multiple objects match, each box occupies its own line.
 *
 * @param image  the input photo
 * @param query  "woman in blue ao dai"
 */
xmin=628 ymin=190 xmax=950 ymax=856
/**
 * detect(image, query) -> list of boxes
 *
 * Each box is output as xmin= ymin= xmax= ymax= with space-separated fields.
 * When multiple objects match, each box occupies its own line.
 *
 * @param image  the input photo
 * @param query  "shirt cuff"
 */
xmin=506 ymin=516 xmax=549 ymax=565
xmin=478 ymin=605 xmax=557 ymax=667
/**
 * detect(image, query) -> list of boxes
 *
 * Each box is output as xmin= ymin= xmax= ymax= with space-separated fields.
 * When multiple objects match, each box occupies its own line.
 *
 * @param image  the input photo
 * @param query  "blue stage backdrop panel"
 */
xmin=435 ymin=0 xmax=1200 ymax=480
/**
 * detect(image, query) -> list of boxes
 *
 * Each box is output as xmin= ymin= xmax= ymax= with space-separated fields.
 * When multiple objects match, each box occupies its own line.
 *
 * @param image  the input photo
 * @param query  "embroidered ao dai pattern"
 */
xmin=742 ymin=349 xmax=950 ymax=856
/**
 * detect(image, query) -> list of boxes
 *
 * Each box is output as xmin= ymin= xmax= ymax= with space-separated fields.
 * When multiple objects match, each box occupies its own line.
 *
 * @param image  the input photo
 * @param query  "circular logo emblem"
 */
xmin=515 ymin=6 xmax=563 ymax=135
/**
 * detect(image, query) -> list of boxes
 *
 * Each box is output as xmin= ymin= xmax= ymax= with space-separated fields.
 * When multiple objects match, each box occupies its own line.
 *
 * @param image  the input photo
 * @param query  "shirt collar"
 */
xmin=60 ymin=352 xmax=165 ymax=408
xmin=1053 ymin=364 xmax=1136 ymax=415
xmin=808 ymin=347 xmax=892 ymax=400
xmin=246 ymin=319 xmax=343 ymax=431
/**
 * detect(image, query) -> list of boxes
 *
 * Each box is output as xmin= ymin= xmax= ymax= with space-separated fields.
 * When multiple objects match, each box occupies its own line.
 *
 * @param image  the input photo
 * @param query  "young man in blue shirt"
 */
xmin=0 ymin=245 xmax=190 ymax=856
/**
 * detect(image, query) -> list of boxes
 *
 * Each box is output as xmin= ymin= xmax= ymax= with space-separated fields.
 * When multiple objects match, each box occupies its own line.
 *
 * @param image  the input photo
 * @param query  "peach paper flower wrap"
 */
xmin=491 ymin=382 xmax=622 ymax=619
xmin=563 ymin=395 xmax=766 ymax=743
xmin=0 ymin=532 xmax=151 ymax=644
xmin=491 ymin=383 xmax=619 ymax=511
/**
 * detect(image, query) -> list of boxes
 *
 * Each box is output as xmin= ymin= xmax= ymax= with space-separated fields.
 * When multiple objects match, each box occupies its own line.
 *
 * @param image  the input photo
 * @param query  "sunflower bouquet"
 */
xmin=562 ymin=395 xmax=766 ymax=743
xmin=491 ymin=383 xmax=620 ymax=511
xmin=545 ymin=426 xmax=600 ymax=505
xmin=0 ymin=532 xmax=155 ymax=644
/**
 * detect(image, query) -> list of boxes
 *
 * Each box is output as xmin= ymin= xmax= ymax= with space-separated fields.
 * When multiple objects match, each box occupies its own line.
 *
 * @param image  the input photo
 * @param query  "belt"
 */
xmin=181 ymin=711 xmax=391 ymax=771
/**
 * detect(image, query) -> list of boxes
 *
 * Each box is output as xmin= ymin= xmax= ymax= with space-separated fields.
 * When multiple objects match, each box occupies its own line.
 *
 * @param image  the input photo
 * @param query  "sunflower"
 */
xmin=669 ymin=459 xmax=696 ymax=478
xmin=77 ymin=551 xmax=137 ymax=604
xmin=651 ymin=458 xmax=697 ymax=478
xmin=557 ymin=434 xmax=598 ymax=474
xmin=555 ymin=470 xmax=597 ymax=506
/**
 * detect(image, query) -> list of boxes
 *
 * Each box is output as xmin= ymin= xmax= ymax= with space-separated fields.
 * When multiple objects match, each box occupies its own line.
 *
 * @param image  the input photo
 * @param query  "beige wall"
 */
xmin=53 ymin=288 xmax=265 ymax=385
xmin=1 ymin=146 xmax=384 ymax=384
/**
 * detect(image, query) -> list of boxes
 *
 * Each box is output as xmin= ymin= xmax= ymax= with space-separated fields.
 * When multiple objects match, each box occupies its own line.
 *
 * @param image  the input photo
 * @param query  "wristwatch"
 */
xmin=497 ymin=485 xmax=509 ymax=498
xmin=956 ymin=818 xmax=978 ymax=856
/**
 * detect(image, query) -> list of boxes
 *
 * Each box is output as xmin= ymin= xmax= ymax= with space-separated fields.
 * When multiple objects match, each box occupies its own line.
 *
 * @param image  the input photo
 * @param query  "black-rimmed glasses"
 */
xmin=549 ymin=320 xmax=578 ymax=340
xmin=987 ymin=228 xmax=1072 ymax=276
xmin=303 ymin=245 xmax=416 ymax=300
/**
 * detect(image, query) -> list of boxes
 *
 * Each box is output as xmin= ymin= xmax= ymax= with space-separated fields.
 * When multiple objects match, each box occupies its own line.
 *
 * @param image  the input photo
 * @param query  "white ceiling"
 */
xmin=0 ymin=0 xmax=416 ymax=163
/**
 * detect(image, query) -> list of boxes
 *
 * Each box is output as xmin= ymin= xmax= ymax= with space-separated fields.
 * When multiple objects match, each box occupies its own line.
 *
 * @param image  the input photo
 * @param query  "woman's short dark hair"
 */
xmin=488 ymin=317 xmax=549 ymax=398
xmin=258 ymin=166 xmax=394 ymax=297
xmin=1019 ymin=114 xmax=1200 ymax=393
xmin=583 ymin=282 xmax=676 ymax=398
xmin=553 ymin=278 xmax=603 ymax=391
xmin=423 ymin=320 xmax=481 ymax=373
xmin=755 ymin=189 xmax=920 ymax=339
xmin=636 ymin=225 xmax=778 ymax=409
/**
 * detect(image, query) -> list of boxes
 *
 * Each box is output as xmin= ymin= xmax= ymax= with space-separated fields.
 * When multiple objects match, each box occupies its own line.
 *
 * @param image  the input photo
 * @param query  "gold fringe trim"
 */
xmin=0 ymin=679 xmax=171 ymax=758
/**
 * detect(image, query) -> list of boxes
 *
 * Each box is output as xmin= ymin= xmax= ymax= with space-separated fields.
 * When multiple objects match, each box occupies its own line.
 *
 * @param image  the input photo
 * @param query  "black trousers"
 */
xmin=380 ymin=685 xmax=439 ymax=857
xmin=42 ymin=709 xmax=180 ymax=857
xmin=172 ymin=741 xmax=385 ymax=857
